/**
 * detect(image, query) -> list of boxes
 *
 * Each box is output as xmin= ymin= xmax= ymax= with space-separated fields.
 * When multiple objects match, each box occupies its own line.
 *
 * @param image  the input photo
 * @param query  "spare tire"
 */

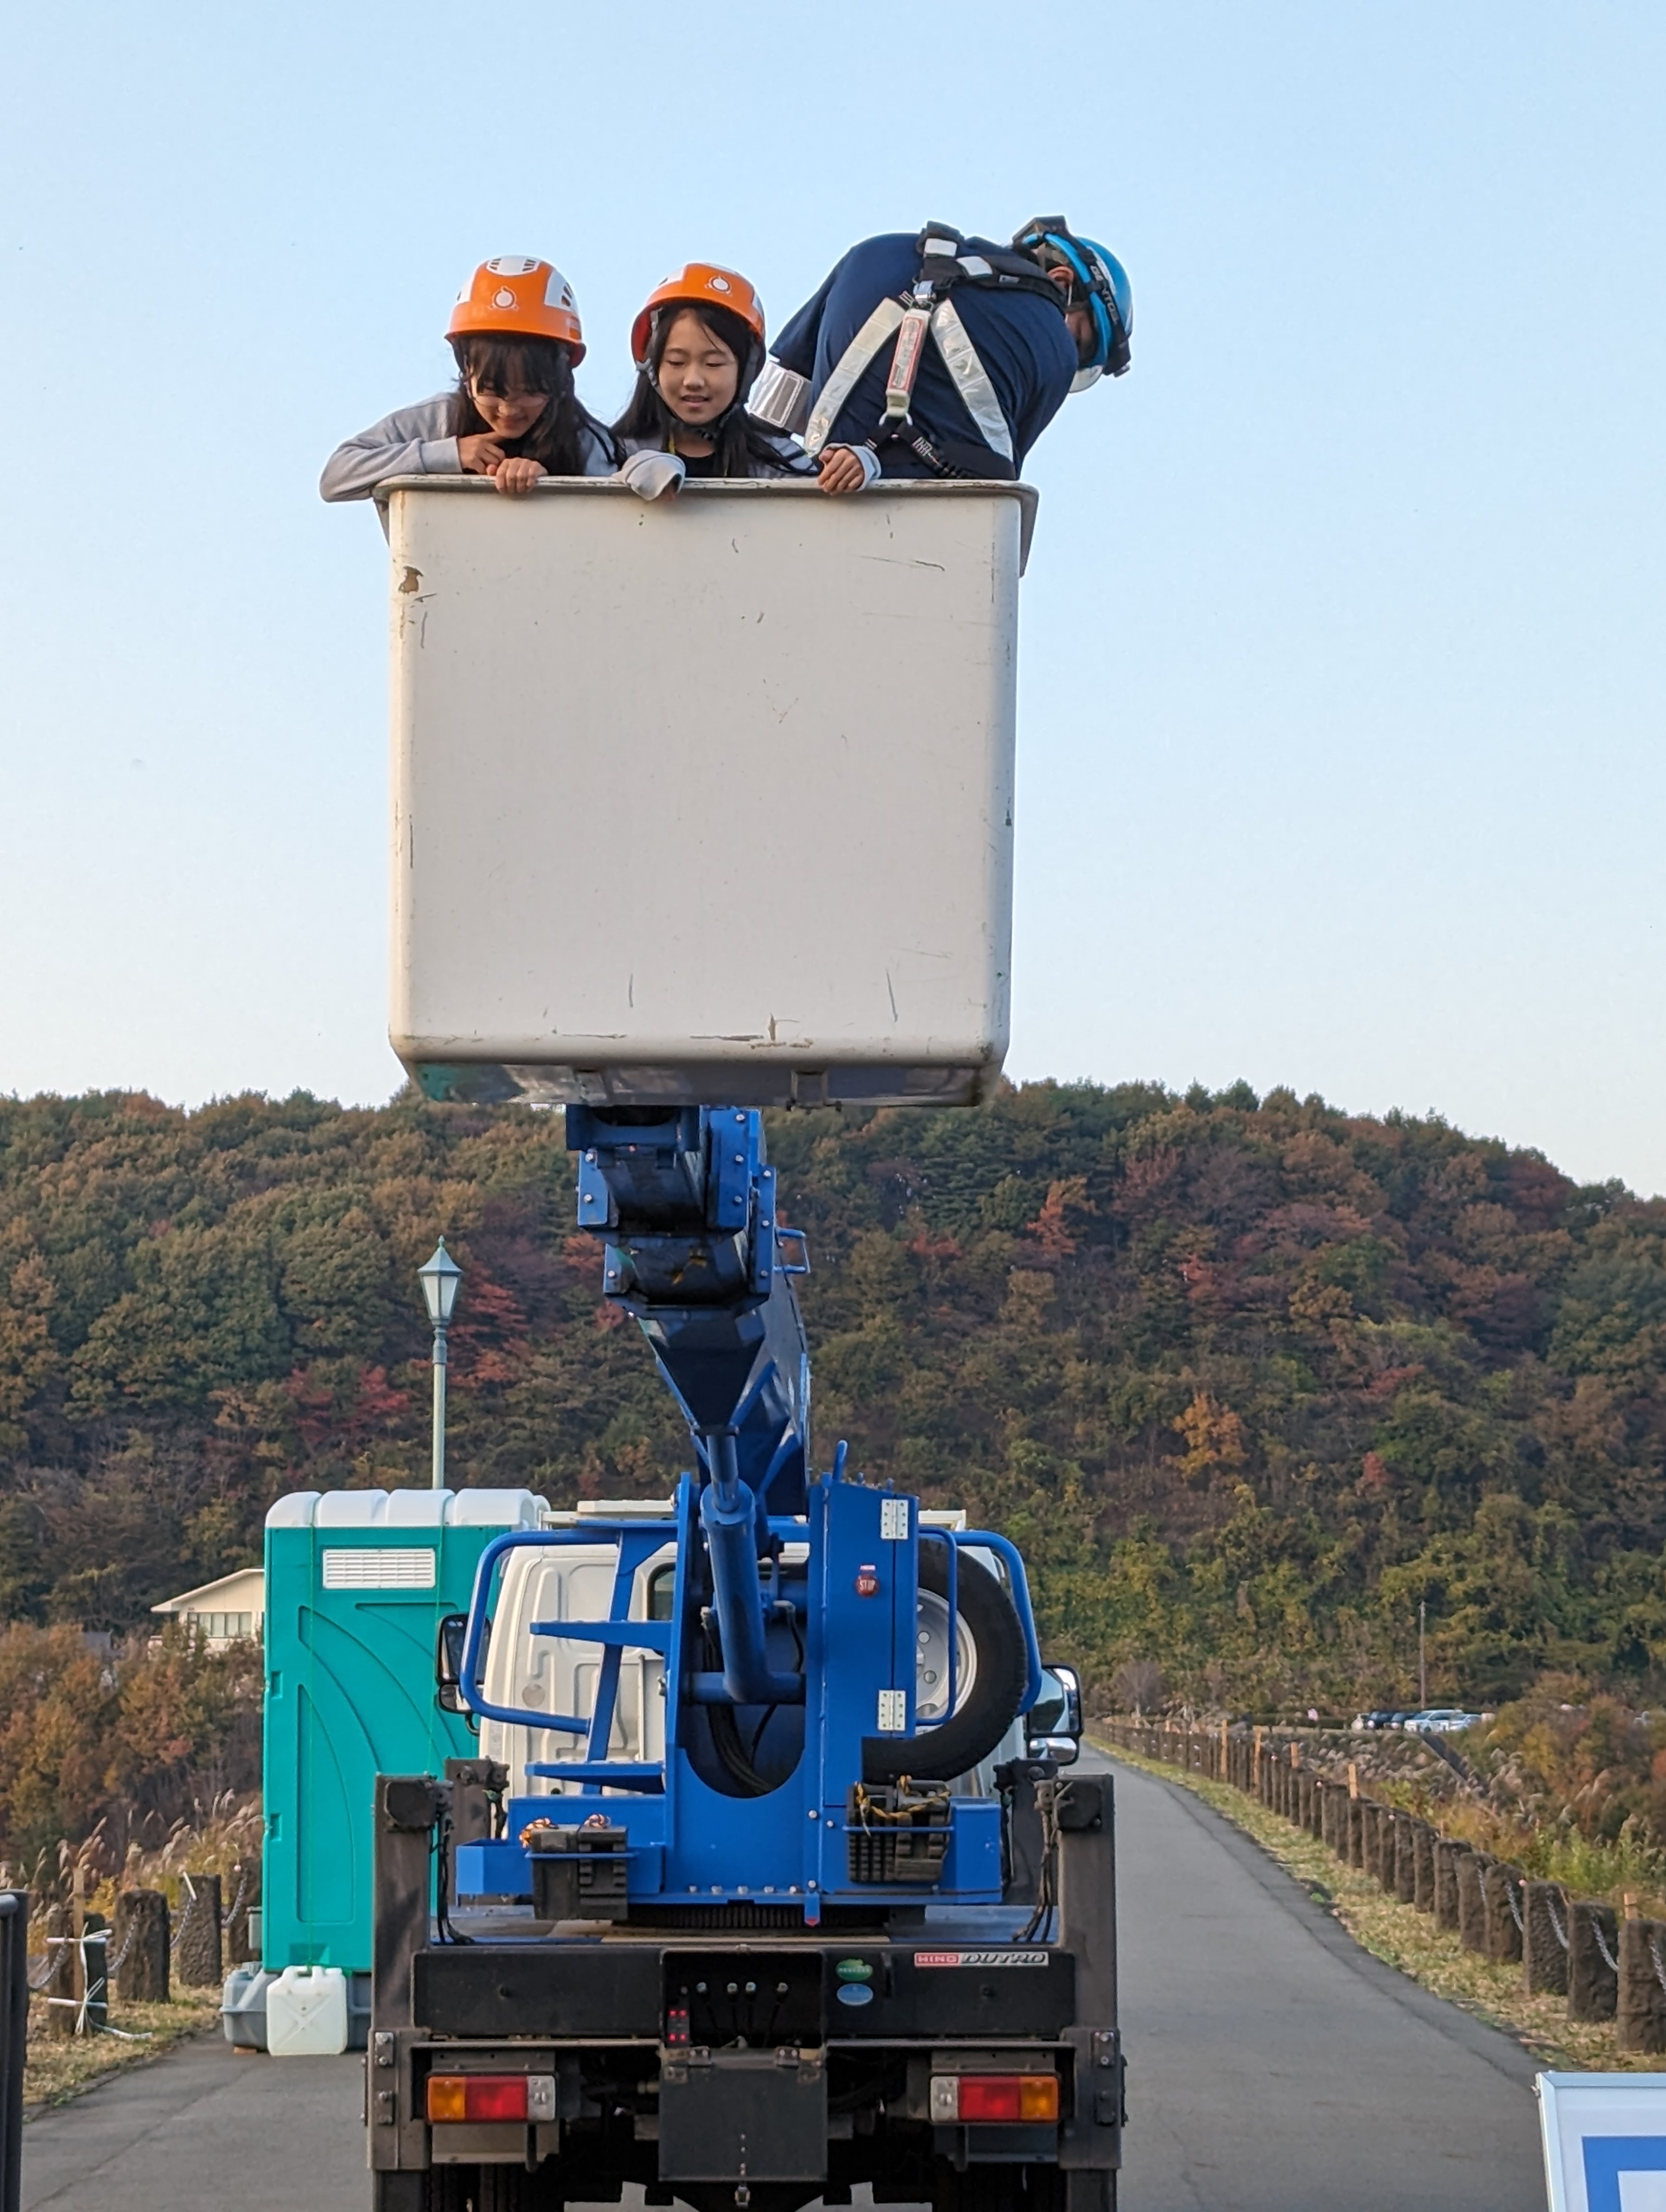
xmin=862 ymin=1546 xmax=1029 ymax=1783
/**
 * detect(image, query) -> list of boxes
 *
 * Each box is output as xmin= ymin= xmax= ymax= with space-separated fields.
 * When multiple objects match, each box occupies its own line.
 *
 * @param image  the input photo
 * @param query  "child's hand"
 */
xmin=492 ymin=457 xmax=548 ymax=496
xmin=816 ymin=446 xmax=869 ymax=496
xmin=458 ymin=433 xmax=507 ymax=475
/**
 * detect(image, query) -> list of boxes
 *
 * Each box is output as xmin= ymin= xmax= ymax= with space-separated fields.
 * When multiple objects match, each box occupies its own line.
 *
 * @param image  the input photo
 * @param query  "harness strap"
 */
xmin=804 ymin=297 xmax=905 ymax=456
xmin=929 ymin=298 xmax=1014 ymax=464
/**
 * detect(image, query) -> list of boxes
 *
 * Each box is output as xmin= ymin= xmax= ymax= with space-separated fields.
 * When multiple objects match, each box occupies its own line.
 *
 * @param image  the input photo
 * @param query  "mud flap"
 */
xmin=659 ymin=2047 xmax=827 ymax=2183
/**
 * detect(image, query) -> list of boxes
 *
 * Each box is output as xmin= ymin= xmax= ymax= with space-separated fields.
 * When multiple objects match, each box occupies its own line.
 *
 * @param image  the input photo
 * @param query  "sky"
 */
xmin=2 ymin=3 xmax=1663 ymax=1191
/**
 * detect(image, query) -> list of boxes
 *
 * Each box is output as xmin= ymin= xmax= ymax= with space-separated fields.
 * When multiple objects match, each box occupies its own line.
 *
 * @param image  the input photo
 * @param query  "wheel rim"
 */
xmin=915 ymin=1590 xmax=978 ymax=1724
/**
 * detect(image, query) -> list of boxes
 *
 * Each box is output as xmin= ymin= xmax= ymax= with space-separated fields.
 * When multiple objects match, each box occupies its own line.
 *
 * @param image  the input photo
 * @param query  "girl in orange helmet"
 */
xmin=322 ymin=258 xmax=617 ymax=505
xmin=612 ymin=263 xmax=876 ymax=500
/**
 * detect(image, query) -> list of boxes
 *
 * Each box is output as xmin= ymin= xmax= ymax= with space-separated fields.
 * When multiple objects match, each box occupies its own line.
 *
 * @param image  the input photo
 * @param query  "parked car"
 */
xmin=1406 ymin=1708 xmax=1484 ymax=1735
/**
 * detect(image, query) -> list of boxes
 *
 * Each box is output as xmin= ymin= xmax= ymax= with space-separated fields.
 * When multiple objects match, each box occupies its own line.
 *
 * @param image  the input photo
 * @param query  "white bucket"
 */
xmin=265 ymin=1964 xmax=349 ymax=2056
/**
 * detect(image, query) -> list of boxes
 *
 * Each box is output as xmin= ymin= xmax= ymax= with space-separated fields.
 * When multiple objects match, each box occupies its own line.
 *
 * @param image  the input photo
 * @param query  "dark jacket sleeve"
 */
xmin=1011 ymin=373 xmax=1072 ymax=473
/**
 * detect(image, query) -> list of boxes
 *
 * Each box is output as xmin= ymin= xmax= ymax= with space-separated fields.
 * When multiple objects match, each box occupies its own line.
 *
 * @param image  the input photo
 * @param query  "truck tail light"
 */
xmin=931 ymin=2073 xmax=1060 ymax=2124
xmin=427 ymin=2074 xmax=530 ymax=2124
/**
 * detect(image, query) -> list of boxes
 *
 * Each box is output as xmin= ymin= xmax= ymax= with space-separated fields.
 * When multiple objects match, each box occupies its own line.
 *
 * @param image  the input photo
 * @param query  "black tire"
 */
xmin=863 ymin=1547 xmax=1029 ymax=1783
xmin=418 ymin=2169 xmax=555 ymax=2212
xmin=931 ymin=2165 xmax=1065 ymax=2212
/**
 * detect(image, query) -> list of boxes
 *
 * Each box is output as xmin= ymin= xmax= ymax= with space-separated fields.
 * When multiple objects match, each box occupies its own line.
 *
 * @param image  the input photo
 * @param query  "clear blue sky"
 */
xmin=3 ymin=3 xmax=1662 ymax=1190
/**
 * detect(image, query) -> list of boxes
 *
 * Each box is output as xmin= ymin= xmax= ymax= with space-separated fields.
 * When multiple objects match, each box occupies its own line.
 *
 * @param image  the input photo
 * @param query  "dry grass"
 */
xmin=1094 ymin=1733 xmax=1645 ymax=2073
xmin=24 ymin=1990 xmax=222 ymax=2110
xmin=16 ymin=1793 xmax=260 ymax=2110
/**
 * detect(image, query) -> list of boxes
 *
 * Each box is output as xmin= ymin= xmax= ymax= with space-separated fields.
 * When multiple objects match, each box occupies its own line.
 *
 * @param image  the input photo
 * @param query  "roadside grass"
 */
xmin=24 ymin=1989 xmax=222 ymax=2109
xmin=1094 ymin=1734 xmax=1642 ymax=2073
xmin=15 ymin=1792 xmax=258 ymax=2110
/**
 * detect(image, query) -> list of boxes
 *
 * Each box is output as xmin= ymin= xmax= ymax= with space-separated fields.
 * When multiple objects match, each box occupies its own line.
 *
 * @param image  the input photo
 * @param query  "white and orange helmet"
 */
xmin=448 ymin=258 xmax=585 ymax=361
xmin=631 ymin=264 xmax=766 ymax=377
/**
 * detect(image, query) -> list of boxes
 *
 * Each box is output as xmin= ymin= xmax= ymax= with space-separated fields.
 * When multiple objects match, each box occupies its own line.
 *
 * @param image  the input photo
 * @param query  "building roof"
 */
xmin=151 ymin=1565 xmax=266 ymax=1618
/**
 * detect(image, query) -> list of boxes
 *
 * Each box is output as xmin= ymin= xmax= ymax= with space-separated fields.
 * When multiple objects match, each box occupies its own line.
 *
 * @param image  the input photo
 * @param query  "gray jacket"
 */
xmin=320 ymin=393 xmax=617 ymax=502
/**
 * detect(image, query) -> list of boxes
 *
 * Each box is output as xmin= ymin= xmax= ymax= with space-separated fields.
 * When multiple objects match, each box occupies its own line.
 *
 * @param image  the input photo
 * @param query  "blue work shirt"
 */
xmin=772 ymin=233 xmax=1078 ymax=477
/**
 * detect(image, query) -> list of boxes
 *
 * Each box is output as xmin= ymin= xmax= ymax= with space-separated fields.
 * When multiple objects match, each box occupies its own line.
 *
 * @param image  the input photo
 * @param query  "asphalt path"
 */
xmin=1106 ymin=1750 xmax=1545 ymax=2211
xmin=20 ymin=1754 xmax=1547 ymax=2211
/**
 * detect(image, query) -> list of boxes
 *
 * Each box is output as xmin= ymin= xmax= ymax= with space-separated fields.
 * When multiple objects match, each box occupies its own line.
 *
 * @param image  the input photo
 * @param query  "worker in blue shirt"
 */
xmin=753 ymin=218 xmax=1131 ymax=480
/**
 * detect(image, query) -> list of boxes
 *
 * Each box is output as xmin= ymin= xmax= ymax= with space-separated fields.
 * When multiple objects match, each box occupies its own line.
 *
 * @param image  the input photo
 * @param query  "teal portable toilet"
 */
xmin=262 ymin=1486 xmax=541 ymax=1972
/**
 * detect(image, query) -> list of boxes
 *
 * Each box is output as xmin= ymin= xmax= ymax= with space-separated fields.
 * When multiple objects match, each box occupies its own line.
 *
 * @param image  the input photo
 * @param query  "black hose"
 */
xmin=703 ymin=1624 xmax=773 ymax=1797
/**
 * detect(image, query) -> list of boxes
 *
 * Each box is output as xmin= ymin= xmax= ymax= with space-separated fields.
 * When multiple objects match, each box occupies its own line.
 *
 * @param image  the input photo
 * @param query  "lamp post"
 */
xmin=1419 ymin=1598 xmax=1427 ymax=1708
xmin=418 ymin=1238 xmax=463 ymax=1491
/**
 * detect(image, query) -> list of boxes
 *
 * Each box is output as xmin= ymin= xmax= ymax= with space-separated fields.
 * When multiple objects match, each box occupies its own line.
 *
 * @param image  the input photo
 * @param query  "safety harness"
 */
xmin=803 ymin=224 xmax=1070 ymax=480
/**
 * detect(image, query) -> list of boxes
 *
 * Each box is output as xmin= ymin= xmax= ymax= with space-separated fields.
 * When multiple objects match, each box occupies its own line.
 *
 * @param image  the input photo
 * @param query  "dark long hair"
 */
xmin=448 ymin=333 xmax=619 ymax=473
xmin=611 ymin=300 xmax=789 ymax=477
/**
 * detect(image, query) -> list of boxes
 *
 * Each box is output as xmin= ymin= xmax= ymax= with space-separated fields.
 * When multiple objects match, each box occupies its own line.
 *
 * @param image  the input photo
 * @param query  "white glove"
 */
xmin=620 ymin=448 xmax=687 ymax=502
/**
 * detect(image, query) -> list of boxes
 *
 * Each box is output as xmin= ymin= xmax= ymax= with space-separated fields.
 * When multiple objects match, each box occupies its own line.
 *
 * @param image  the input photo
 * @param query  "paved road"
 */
xmin=22 ymin=2043 xmax=363 ymax=2211
xmin=1107 ymin=1753 xmax=1544 ymax=2211
xmin=21 ymin=1757 xmax=1547 ymax=2210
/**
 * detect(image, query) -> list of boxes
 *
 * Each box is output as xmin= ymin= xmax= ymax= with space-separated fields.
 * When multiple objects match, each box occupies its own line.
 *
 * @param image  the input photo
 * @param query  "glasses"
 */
xmin=469 ymin=378 xmax=549 ymax=405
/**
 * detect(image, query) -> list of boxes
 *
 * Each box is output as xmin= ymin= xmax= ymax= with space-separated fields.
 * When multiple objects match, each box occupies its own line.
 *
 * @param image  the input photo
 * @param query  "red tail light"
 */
xmin=932 ymin=2073 xmax=1060 ymax=2123
xmin=427 ymin=2074 xmax=529 ymax=2124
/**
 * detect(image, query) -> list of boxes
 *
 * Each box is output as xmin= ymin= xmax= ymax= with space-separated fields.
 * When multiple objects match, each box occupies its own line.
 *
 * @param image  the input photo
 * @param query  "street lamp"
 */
xmin=418 ymin=1238 xmax=463 ymax=1490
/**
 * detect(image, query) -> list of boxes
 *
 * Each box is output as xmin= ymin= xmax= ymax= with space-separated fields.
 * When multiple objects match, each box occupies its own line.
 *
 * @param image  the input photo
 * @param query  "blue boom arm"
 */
xmin=567 ymin=1104 xmax=808 ymax=1706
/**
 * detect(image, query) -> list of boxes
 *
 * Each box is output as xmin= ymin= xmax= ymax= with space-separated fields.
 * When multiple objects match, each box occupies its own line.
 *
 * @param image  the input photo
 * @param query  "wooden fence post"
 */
xmin=1618 ymin=1917 xmax=1666 ymax=2053
xmin=1433 ymin=1838 xmax=1464 ymax=1930
xmin=1522 ymin=1882 xmax=1569 ymax=1996
xmin=1457 ymin=1852 xmax=1489 ymax=1952
xmin=1569 ymin=1901 xmax=1620 ymax=2021
xmin=174 ymin=1873 xmax=222 ymax=1989
xmin=1484 ymin=1864 xmax=1524 ymax=1964
xmin=43 ymin=1905 xmax=73 ymax=2040
xmin=1412 ymin=1822 xmax=1436 ymax=1912
xmin=115 ymin=1890 xmax=170 ymax=2003
xmin=1393 ymin=1813 xmax=1418 ymax=1904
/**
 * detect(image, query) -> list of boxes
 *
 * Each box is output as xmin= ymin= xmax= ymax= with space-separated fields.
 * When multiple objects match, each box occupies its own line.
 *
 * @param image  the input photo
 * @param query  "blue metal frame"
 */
xmin=442 ymin=1107 xmax=1043 ymax=1920
xmin=957 ymin=1529 xmax=1046 ymax=1714
xmin=915 ymin=1527 xmax=958 ymax=1734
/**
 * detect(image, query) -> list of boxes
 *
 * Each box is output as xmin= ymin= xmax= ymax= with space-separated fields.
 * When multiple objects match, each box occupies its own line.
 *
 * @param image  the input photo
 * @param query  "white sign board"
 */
xmin=1539 ymin=2073 xmax=1666 ymax=2212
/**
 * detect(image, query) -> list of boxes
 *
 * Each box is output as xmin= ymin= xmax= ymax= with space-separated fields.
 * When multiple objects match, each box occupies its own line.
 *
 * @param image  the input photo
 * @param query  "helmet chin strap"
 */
xmin=667 ymin=397 xmax=746 ymax=449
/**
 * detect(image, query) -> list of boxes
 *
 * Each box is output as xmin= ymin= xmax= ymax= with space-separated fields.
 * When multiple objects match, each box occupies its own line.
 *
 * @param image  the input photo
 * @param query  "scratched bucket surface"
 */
xmin=384 ymin=477 xmax=1034 ymax=1110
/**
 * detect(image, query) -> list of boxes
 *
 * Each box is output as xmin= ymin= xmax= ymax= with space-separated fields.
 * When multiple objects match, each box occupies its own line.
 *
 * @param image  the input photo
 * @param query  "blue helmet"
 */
xmin=1014 ymin=217 xmax=1132 ymax=391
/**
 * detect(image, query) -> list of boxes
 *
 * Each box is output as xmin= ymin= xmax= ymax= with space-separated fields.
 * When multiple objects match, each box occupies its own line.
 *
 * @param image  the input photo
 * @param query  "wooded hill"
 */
xmin=2 ymin=1080 xmax=1664 ymax=1713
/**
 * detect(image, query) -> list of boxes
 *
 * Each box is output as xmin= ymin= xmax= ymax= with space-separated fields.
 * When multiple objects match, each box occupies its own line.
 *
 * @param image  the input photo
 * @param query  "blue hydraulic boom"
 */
xmin=568 ymin=1104 xmax=810 ymax=1708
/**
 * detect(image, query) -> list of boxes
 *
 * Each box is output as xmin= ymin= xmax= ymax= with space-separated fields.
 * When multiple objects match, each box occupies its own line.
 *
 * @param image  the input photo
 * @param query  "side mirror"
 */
xmin=435 ymin=1612 xmax=479 ymax=1716
xmin=1027 ymin=1662 xmax=1084 ymax=1758
xmin=1054 ymin=1662 xmax=1083 ymax=1739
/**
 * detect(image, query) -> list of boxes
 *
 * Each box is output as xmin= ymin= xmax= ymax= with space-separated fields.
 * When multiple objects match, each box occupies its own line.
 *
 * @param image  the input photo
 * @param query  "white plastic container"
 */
xmin=265 ymin=1964 xmax=349 ymax=2056
xmin=385 ymin=477 xmax=1035 ymax=1110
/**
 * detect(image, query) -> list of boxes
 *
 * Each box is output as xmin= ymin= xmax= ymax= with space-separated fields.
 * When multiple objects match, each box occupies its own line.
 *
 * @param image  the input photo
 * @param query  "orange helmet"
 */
xmin=448 ymin=258 xmax=585 ymax=361
xmin=630 ymin=264 xmax=766 ymax=369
